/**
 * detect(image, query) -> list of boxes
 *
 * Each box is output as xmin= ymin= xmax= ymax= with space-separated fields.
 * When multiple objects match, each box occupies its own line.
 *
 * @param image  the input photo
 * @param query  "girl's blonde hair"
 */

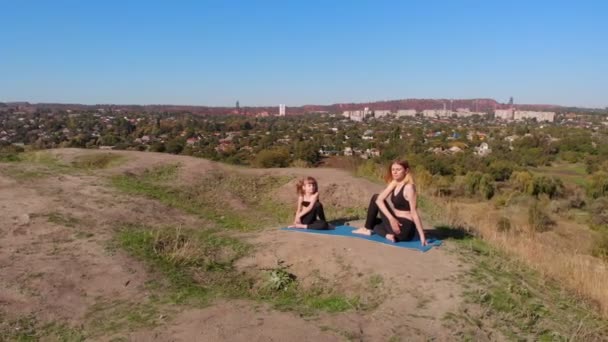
xmin=296 ymin=176 xmax=319 ymax=195
xmin=384 ymin=160 xmax=415 ymax=185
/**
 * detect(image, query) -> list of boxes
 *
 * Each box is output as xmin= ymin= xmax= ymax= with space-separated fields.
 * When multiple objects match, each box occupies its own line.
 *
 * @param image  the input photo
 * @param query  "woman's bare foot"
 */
xmin=289 ymin=223 xmax=307 ymax=229
xmin=352 ymin=228 xmax=372 ymax=235
xmin=386 ymin=234 xmax=396 ymax=242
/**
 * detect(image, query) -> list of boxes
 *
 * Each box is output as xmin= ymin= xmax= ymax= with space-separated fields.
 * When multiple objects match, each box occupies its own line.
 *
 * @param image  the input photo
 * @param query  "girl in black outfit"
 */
xmin=288 ymin=176 xmax=329 ymax=230
xmin=353 ymin=160 xmax=428 ymax=245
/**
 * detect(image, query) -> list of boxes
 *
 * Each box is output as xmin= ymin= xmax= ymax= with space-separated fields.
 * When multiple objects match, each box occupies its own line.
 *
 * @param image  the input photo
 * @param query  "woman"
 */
xmin=353 ymin=160 xmax=427 ymax=245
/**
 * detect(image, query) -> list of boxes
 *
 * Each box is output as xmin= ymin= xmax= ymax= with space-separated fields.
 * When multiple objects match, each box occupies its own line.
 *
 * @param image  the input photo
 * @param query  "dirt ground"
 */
xmin=0 ymin=149 xmax=471 ymax=341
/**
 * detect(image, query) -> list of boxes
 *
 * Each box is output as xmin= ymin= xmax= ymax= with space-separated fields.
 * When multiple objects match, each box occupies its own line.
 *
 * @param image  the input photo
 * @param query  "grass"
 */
xmin=70 ymin=153 xmax=126 ymax=169
xmin=0 ymin=313 xmax=85 ymax=342
xmin=110 ymin=165 xmax=294 ymax=231
xmin=531 ymin=162 xmax=588 ymax=187
xmin=112 ymin=223 xmax=373 ymax=317
xmin=0 ymin=151 xmax=67 ymax=181
xmin=83 ymin=300 xmax=163 ymax=338
xmin=440 ymin=233 xmax=608 ymax=340
xmin=0 ymin=151 xmax=128 ymax=182
xmin=45 ymin=212 xmax=81 ymax=228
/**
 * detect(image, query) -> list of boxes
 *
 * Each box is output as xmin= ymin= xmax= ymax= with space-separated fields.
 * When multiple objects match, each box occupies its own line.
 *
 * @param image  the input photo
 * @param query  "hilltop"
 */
xmin=3 ymin=97 xmax=597 ymax=116
xmin=1 ymin=149 xmax=607 ymax=341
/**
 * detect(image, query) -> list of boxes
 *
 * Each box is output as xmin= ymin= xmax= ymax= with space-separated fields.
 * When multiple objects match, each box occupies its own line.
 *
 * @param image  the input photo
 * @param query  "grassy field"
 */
xmin=531 ymin=162 xmax=588 ymax=187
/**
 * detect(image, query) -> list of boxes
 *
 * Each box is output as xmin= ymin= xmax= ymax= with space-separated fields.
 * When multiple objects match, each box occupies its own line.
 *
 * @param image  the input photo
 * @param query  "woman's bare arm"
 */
xmin=405 ymin=184 xmax=427 ymax=245
xmin=375 ymin=181 xmax=401 ymax=233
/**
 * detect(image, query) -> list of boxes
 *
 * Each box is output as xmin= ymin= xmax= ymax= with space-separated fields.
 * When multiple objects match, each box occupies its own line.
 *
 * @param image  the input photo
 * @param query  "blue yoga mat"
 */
xmin=281 ymin=225 xmax=442 ymax=252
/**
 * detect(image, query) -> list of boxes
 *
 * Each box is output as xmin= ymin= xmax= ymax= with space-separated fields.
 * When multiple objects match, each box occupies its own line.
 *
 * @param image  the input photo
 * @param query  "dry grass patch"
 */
xmin=437 ymin=198 xmax=608 ymax=319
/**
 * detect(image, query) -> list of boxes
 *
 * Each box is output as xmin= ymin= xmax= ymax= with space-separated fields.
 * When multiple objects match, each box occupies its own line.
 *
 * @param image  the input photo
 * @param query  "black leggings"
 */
xmin=300 ymin=202 xmax=329 ymax=230
xmin=364 ymin=194 xmax=416 ymax=241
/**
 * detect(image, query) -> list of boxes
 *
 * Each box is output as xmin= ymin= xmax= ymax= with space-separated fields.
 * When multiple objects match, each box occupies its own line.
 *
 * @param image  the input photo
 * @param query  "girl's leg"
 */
xmin=307 ymin=220 xmax=329 ymax=230
xmin=297 ymin=203 xmax=329 ymax=229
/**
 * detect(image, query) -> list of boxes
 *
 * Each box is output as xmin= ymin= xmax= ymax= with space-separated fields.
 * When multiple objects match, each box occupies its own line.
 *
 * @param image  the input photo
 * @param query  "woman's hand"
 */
xmin=389 ymin=217 xmax=401 ymax=234
xmin=420 ymin=238 xmax=428 ymax=246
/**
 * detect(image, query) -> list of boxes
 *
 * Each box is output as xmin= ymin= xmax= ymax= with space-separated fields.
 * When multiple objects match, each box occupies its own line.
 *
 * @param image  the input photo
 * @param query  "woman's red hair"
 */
xmin=384 ymin=160 xmax=414 ymax=184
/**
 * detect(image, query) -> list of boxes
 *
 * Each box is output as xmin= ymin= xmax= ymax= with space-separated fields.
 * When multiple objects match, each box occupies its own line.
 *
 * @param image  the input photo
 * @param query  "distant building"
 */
xmin=278 ymin=104 xmax=286 ymax=116
xmin=514 ymin=111 xmax=555 ymax=122
xmin=474 ymin=142 xmax=492 ymax=156
xmin=342 ymin=109 xmax=370 ymax=122
xmin=495 ymin=109 xmax=514 ymax=120
xmin=495 ymin=109 xmax=554 ymax=122
xmin=395 ymin=109 xmax=417 ymax=117
xmin=374 ymin=110 xmax=391 ymax=118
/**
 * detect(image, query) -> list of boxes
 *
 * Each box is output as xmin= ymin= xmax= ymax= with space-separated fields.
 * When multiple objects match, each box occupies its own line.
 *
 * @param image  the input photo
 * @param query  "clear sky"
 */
xmin=1 ymin=0 xmax=607 ymax=108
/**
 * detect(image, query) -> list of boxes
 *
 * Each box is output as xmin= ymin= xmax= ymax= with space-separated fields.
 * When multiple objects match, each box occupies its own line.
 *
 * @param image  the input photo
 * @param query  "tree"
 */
xmin=464 ymin=171 xmax=483 ymax=196
xmin=254 ymin=147 xmax=290 ymax=168
xmin=511 ymin=171 xmax=534 ymax=194
xmin=488 ymin=160 xmax=515 ymax=181
xmin=479 ymin=174 xmax=495 ymax=199
xmin=293 ymin=141 xmax=320 ymax=165
xmin=165 ymin=138 xmax=185 ymax=154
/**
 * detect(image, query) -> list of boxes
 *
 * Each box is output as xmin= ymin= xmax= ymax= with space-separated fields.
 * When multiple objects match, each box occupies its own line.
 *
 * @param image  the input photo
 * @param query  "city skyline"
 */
xmin=1 ymin=1 xmax=607 ymax=108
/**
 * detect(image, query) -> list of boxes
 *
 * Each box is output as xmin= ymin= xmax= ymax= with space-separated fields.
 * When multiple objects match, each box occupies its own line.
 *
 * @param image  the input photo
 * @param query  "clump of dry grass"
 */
xmin=71 ymin=153 xmax=124 ymax=169
xmin=440 ymin=199 xmax=608 ymax=318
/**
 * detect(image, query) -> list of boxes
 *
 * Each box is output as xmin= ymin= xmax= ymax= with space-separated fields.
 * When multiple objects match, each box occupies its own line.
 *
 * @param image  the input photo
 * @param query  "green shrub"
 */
xmin=587 ymin=171 xmax=608 ymax=199
xmin=355 ymin=160 xmax=384 ymax=182
xmin=591 ymin=233 xmax=608 ymax=261
xmin=531 ymin=176 xmax=563 ymax=199
xmin=511 ymin=171 xmax=534 ymax=194
xmin=266 ymin=262 xmax=297 ymax=292
xmin=589 ymin=197 xmax=608 ymax=230
xmin=464 ymin=171 xmax=482 ymax=196
xmin=0 ymin=144 xmax=25 ymax=162
xmin=488 ymin=160 xmax=515 ymax=181
xmin=528 ymin=201 xmax=553 ymax=232
xmin=254 ymin=147 xmax=290 ymax=168
xmin=479 ymin=174 xmax=495 ymax=200
xmin=497 ymin=217 xmax=511 ymax=232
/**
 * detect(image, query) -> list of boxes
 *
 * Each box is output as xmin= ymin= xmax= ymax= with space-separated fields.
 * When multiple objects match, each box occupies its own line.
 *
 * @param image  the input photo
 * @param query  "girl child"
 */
xmin=288 ymin=176 xmax=329 ymax=230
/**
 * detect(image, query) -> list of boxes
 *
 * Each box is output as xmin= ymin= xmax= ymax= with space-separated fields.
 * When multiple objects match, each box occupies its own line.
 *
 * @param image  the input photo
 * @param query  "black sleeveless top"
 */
xmin=391 ymin=185 xmax=410 ymax=211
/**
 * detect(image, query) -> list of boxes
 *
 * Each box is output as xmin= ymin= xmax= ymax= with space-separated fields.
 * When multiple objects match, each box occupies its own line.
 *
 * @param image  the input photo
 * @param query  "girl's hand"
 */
xmin=389 ymin=218 xmax=401 ymax=234
xmin=420 ymin=238 xmax=428 ymax=246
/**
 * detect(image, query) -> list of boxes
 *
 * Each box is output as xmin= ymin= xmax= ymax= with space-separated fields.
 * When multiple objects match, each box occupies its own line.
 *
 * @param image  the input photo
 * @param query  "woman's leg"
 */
xmin=394 ymin=217 xmax=416 ymax=242
xmin=364 ymin=194 xmax=382 ymax=229
xmin=353 ymin=194 xmax=381 ymax=235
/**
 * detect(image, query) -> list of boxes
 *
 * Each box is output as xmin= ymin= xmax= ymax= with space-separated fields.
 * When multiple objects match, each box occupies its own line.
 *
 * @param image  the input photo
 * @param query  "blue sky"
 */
xmin=1 ymin=0 xmax=607 ymax=107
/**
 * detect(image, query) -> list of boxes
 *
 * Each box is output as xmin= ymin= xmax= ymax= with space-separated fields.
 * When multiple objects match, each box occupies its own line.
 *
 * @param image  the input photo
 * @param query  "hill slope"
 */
xmin=1 ymin=149 xmax=606 ymax=341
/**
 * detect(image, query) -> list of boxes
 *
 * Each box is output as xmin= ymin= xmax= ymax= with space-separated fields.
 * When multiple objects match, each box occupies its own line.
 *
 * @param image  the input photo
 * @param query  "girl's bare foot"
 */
xmin=386 ymin=234 xmax=396 ymax=242
xmin=293 ymin=223 xmax=307 ymax=229
xmin=352 ymin=228 xmax=372 ymax=235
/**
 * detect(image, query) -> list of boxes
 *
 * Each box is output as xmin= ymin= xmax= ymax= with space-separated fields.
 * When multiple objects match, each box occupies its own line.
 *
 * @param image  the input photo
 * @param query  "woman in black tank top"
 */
xmin=353 ymin=160 xmax=428 ymax=245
